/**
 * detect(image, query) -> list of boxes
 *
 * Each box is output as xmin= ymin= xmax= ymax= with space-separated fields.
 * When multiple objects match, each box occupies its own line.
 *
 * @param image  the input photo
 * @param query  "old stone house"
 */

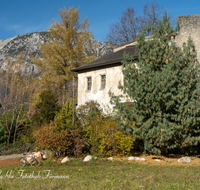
xmin=72 ymin=14 xmax=200 ymax=111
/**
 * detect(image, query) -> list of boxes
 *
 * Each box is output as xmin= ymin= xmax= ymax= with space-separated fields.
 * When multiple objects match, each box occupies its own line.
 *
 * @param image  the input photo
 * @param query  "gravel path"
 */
xmin=0 ymin=153 xmax=33 ymax=161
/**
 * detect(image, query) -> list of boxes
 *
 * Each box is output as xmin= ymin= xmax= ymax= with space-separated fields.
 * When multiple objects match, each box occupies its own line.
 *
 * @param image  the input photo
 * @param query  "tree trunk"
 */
xmin=7 ymin=131 xmax=11 ymax=145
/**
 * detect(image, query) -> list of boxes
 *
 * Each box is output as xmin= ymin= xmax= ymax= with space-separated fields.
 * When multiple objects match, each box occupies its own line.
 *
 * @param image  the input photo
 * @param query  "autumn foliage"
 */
xmin=32 ymin=6 xmax=97 ymax=97
xmin=34 ymin=121 xmax=84 ymax=157
xmin=78 ymin=101 xmax=135 ymax=156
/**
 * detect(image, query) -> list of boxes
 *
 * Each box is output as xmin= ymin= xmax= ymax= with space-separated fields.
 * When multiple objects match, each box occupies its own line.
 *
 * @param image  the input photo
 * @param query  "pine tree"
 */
xmin=110 ymin=11 xmax=200 ymax=154
xmin=32 ymin=6 xmax=97 ymax=97
xmin=32 ymin=90 xmax=61 ymax=125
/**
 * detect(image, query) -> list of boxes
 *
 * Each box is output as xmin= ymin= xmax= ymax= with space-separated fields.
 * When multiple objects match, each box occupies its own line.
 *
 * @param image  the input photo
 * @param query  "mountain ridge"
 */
xmin=0 ymin=31 xmax=115 ymax=73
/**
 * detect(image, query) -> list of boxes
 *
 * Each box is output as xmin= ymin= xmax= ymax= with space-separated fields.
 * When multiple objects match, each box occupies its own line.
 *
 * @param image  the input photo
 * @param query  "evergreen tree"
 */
xmin=110 ymin=11 xmax=200 ymax=154
xmin=32 ymin=90 xmax=61 ymax=125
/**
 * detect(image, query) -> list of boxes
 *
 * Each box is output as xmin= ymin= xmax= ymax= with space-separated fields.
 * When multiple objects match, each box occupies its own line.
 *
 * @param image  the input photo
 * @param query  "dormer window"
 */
xmin=87 ymin=77 xmax=92 ymax=90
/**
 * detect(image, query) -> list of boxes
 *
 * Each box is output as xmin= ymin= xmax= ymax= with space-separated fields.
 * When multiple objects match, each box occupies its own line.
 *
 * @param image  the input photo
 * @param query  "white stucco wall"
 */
xmin=78 ymin=65 xmax=124 ymax=112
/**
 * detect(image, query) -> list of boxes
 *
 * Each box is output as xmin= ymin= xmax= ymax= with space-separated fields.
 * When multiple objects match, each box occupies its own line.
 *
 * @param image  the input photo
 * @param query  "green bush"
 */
xmin=77 ymin=101 xmax=135 ymax=156
xmin=33 ymin=100 xmax=85 ymax=158
xmin=0 ymin=122 xmax=8 ymax=144
xmin=53 ymin=100 xmax=81 ymax=131
xmin=15 ymin=126 xmax=36 ymax=144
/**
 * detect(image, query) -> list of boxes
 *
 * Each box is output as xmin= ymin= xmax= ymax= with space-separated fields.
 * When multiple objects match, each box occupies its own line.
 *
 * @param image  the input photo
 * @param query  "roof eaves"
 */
xmin=71 ymin=59 xmax=123 ymax=72
xmin=71 ymin=55 xmax=138 ymax=72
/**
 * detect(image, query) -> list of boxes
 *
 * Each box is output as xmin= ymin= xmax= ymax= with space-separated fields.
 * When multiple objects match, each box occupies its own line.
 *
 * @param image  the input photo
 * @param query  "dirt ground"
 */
xmin=1 ymin=153 xmax=200 ymax=168
xmin=0 ymin=158 xmax=20 ymax=167
xmin=113 ymin=153 xmax=200 ymax=166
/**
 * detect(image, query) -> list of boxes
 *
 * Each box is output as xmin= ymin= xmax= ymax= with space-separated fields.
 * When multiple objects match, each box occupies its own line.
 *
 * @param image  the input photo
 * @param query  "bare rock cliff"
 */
xmin=0 ymin=31 xmax=115 ymax=73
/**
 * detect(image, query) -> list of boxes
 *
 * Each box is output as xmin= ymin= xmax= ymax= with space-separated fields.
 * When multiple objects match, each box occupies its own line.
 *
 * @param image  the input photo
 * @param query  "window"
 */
xmin=101 ymin=75 xmax=106 ymax=89
xmin=87 ymin=77 xmax=92 ymax=90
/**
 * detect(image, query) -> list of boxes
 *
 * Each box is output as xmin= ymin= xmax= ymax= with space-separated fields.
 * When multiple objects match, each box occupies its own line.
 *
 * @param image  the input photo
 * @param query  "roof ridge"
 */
xmin=113 ymin=39 xmax=136 ymax=49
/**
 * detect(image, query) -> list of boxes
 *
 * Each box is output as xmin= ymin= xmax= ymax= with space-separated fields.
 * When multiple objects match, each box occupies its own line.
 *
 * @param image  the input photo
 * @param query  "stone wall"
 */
xmin=175 ymin=15 xmax=200 ymax=61
xmin=114 ymin=14 xmax=200 ymax=60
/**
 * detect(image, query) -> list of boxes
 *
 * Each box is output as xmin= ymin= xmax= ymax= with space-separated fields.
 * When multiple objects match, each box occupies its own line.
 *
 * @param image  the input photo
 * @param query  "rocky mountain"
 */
xmin=0 ymin=31 xmax=115 ymax=73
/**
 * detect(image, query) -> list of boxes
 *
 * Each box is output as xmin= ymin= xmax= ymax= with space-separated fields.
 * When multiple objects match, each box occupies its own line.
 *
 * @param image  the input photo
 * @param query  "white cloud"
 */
xmin=7 ymin=22 xmax=48 ymax=35
xmin=9 ymin=25 xmax=21 ymax=33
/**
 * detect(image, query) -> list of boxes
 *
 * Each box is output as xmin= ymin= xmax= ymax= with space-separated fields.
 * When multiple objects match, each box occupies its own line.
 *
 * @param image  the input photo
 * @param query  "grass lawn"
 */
xmin=0 ymin=158 xmax=200 ymax=190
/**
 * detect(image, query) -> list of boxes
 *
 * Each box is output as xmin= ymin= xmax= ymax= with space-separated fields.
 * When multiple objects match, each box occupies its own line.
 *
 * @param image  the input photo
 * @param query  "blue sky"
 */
xmin=1 ymin=0 xmax=200 ymax=42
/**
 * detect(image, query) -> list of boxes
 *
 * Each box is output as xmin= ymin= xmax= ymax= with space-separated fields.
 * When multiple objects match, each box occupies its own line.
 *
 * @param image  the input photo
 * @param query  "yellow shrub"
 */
xmin=78 ymin=101 xmax=135 ymax=156
xmin=98 ymin=119 xmax=134 ymax=156
xmin=84 ymin=118 xmax=135 ymax=156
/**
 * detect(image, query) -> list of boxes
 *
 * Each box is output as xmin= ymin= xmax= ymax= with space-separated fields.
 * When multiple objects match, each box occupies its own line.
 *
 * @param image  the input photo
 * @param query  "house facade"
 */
xmin=72 ymin=45 xmax=137 ymax=111
xmin=72 ymin=15 xmax=200 ymax=111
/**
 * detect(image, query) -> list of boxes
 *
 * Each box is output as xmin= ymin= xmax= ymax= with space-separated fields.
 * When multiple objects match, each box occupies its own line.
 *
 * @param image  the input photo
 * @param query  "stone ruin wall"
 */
xmin=114 ymin=15 xmax=200 ymax=61
xmin=175 ymin=15 xmax=200 ymax=61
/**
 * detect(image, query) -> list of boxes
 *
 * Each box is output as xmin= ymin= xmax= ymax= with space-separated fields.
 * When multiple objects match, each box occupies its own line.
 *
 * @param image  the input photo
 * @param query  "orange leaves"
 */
xmin=34 ymin=124 xmax=85 ymax=157
xmin=34 ymin=122 xmax=73 ymax=155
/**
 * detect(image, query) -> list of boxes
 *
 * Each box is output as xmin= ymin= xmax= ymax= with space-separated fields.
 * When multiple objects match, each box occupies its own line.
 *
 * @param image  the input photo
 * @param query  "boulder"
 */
xmin=61 ymin=156 xmax=69 ymax=163
xmin=155 ymin=159 xmax=161 ymax=162
xmin=83 ymin=155 xmax=92 ymax=162
xmin=127 ymin=157 xmax=135 ymax=161
xmin=108 ymin=157 xmax=113 ymax=161
xmin=20 ymin=156 xmax=33 ymax=164
xmin=20 ymin=152 xmax=42 ymax=165
xmin=42 ymin=154 xmax=48 ymax=159
xmin=41 ymin=150 xmax=52 ymax=159
xmin=32 ymin=152 xmax=42 ymax=160
xmin=135 ymin=157 xmax=146 ymax=161
xmin=127 ymin=157 xmax=146 ymax=161
xmin=177 ymin=157 xmax=192 ymax=163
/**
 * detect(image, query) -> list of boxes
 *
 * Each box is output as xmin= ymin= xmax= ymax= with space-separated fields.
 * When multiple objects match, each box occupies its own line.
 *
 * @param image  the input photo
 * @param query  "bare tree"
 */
xmin=143 ymin=0 xmax=164 ymax=27
xmin=106 ymin=0 xmax=165 ymax=44
xmin=106 ymin=7 xmax=139 ymax=44
xmin=0 ymin=53 xmax=34 ymax=144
